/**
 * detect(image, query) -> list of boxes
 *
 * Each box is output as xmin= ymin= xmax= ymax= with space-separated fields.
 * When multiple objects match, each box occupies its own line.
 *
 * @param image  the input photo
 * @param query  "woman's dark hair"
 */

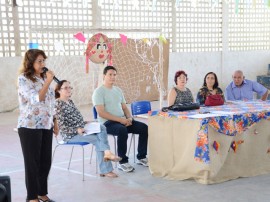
xmin=19 ymin=49 xmax=47 ymax=82
xmin=203 ymin=72 xmax=219 ymax=89
xmin=174 ymin=70 xmax=188 ymax=85
xmin=55 ymin=80 xmax=68 ymax=99
xmin=103 ymin=65 xmax=117 ymax=75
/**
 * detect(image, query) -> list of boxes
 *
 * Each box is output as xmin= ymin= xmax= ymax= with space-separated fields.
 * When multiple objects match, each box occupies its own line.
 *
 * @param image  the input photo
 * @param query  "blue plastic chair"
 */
xmin=128 ymin=100 xmax=151 ymax=162
xmin=52 ymin=135 xmax=96 ymax=181
xmin=93 ymin=107 xmax=118 ymax=168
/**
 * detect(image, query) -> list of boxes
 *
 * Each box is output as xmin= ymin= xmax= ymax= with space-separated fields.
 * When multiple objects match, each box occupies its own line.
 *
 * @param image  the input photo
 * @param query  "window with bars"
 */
xmin=0 ymin=1 xmax=15 ymax=57
xmin=100 ymin=0 xmax=173 ymax=49
xmin=229 ymin=1 xmax=270 ymax=51
xmin=18 ymin=0 xmax=92 ymax=56
xmin=175 ymin=0 xmax=222 ymax=52
xmin=0 ymin=0 xmax=92 ymax=57
xmin=1 ymin=0 xmax=270 ymax=57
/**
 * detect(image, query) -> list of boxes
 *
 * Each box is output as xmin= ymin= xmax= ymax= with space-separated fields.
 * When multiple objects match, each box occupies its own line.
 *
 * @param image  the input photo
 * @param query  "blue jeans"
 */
xmin=104 ymin=120 xmax=148 ymax=164
xmin=67 ymin=125 xmax=113 ymax=174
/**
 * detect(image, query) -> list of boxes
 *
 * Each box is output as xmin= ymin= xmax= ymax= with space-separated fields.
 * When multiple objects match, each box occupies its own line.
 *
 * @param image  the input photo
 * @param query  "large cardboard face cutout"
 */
xmin=85 ymin=33 xmax=112 ymax=73
xmin=86 ymin=33 xmax=112 ymax=64
xmin=90 ymin=36 xmax=108 ymax=63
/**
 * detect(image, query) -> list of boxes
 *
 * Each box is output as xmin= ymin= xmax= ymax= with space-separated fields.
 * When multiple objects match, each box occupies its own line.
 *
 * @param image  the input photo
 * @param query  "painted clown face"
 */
xmin=87 ymin=33 xmax=111 ymax=64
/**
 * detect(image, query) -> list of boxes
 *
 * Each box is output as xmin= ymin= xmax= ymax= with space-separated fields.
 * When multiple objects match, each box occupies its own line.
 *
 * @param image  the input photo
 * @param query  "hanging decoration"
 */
xmin=230 ymin=140 xmax=244 ymax=153
xmin=175 ymin=0 xmax=181 ymax=8
xmin=237 ymin=140 xmax=244 ymax=145
xmin=85 ymin=33 xmax=112 ymax=73
xmin=152 ymin=0 xmax=157 ymax=11
xmin=235 ymin=0 xmax=239 ymax=14
xmin=143 ymin=38 xmax=151 ymax=46
xmin=230 ymin=141 xmax=238 ymax=153
xmin=74 ymin=32 xmax=86 ymax=43
xmin=213 ymin=141 xmax=220 ymax=153
xmin=119 ymin=34 xmax=128 ymax=46
xmin=54 ymin=41 xmax=65 ymax=52
xmin=159 ymin=35 xmax=167 ymax=44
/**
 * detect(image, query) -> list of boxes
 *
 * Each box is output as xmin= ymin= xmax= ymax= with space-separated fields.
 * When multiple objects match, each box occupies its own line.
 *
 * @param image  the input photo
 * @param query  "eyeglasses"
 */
xmin=61 ymin=87 xmax=73 ymax=90
xmin=35 ymin=59 xmax=46 ymax=64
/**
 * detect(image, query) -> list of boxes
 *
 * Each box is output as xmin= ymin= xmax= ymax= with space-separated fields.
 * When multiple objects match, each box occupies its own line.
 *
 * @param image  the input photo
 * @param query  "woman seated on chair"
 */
xmin=196 ymin=72 xmax=224 ymax=105
xmin=54 ymin=80 xmax=121 ymax=178
xmin=168 ymin=70 xmax=194 ymax=106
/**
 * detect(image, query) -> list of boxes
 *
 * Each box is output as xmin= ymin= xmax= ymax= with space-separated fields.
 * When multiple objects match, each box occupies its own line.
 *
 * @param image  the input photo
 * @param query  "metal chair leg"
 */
xmin=68 ymin=146 xmax=75 ymax=170
xmin=52 ymin=145 xmax=60 ymax=162
xmin=112 ymin=135 xmax=118 ymax=168
xmin=96 ymin=154 xmax=98 ymax=174
xmin=128 ymin=134 xmax=136 ymax=163
xmin=82 ymin=146 xmax=85 ymax=181
xmin=133 ymin=134 xmax=136 ymax=163
xmin=90 ymin=145 xmax=94 ymax=164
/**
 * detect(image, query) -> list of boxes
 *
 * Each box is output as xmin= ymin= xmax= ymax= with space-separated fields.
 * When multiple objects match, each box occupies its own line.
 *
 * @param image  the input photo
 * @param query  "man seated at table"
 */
xmin=225 ymin=70 xmax=269 ymax=101
xmin=92 ymin=65 xmax=148 ymax=173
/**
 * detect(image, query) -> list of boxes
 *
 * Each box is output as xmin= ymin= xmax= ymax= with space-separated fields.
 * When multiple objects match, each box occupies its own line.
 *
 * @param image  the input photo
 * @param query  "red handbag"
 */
xmin=205 ymin=94 xmax=224 ymax=106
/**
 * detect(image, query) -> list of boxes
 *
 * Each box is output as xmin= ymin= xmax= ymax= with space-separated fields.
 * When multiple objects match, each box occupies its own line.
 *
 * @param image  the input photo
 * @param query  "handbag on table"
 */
xmin=205 ymin=94 xmax=224 ymax=106
xmin=162 ymin=102 xmax=200 ymax=112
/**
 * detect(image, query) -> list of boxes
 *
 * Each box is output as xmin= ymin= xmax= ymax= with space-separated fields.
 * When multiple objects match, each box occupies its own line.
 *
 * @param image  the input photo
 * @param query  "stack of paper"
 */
xmin=84 ymin=122 xmax=101 ymax=135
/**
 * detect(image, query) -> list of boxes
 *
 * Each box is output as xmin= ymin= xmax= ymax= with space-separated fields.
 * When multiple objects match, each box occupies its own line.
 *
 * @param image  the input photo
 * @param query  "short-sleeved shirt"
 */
xmin=92 ymin=85 xmax=126 ymax=123
xmin=225 ymin=79 xmax=268 ymax=101
xmin=196 ymin=86 xmax=224 ymax=105
xmin=17 ymin=74 xmax=55 ymax=129
xmin=173 ymin=87 xmax=194 ymax=105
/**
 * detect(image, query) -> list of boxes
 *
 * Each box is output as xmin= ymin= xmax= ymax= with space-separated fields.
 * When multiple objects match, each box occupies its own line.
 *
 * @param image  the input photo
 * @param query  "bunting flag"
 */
xmin=213 ymin=141 xmax=220 ymax=153
xmin=54 ymin=41 xmax=65 ymax=52
xmin=231 ymin=141 xmax=238 ymax=153
xmin=143 ymin=38 xmax=151 ymax=46
xmin=159 ymin=35 xmax=167 ymax=44
xmin=119 ymin=34 xmax=128 ymax=46
xmin=235 ymin=0 xmax=239 ymax=14
xmin=74 ymin=32 xmax=86 ymax=43
xmin=175 ymin=0 xmax=181 ymax=8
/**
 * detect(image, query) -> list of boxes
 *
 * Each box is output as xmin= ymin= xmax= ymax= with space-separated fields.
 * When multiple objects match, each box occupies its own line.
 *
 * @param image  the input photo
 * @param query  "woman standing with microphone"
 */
xmin=17 ymin=49 xmax=57 ymax=202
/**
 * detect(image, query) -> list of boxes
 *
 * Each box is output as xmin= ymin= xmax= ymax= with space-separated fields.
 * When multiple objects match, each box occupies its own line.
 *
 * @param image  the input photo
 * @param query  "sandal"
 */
xmin=38 ymin=196 xmax=55 ymax=202
xmin=104 ymin=153 xmax=122 ymax=162
xmin=100 ymin=171 xmax=118 ymax=178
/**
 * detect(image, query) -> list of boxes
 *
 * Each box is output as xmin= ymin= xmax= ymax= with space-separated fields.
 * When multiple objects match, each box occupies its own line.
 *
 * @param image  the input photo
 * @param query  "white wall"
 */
xmin=168 ymin=51 xmax=270 ymax=100
xmin=1 ymin=50 xmax=270 ymax=112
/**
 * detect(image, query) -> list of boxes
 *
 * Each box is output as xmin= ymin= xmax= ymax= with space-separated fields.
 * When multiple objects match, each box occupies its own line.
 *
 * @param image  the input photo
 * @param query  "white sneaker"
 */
xmin=118 ymin=163 xmax=135 ymax=172
xmin=137 ymin=158 xmax=148 ymax=167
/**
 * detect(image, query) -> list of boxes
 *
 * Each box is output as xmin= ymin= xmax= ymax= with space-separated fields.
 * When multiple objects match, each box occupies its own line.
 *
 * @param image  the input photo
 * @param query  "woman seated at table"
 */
xmin=54 ymin=80 xmax=121 ymax=178
xmin=196 ymin=72 xmax=224 ymax=105
xmin=168 ymin=70 xmax=194 ymax=106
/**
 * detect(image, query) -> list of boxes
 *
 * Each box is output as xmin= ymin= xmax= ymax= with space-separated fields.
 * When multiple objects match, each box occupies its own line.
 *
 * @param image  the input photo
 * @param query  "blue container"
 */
xmin=28 ymin=42 xmax=39 ymax=49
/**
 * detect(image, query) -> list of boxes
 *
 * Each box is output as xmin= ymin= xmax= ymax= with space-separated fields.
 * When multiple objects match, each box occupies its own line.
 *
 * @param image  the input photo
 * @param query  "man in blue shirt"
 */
xmin=225 ymin=70 xmax=268 ymax=101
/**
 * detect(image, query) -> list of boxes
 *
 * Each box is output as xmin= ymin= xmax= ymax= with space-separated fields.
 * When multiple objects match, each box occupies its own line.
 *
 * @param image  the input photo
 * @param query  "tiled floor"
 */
xmin=1 ymin=103 xmax=270 ymax=202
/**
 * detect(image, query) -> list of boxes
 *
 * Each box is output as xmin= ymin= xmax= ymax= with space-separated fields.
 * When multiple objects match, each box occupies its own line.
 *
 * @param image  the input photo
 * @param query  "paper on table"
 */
xmin=211 ymin=111 xmax=235 ymax=115
xmin=188 ymin=113 xmax=219 ymax=119
xmin=84 ymin=122 xmax=101 ymax=135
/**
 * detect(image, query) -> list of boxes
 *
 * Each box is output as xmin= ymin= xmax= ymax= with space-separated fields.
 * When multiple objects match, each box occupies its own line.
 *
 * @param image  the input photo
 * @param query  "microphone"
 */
xmin=42 ymin=67 xmax=60 ymax=84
